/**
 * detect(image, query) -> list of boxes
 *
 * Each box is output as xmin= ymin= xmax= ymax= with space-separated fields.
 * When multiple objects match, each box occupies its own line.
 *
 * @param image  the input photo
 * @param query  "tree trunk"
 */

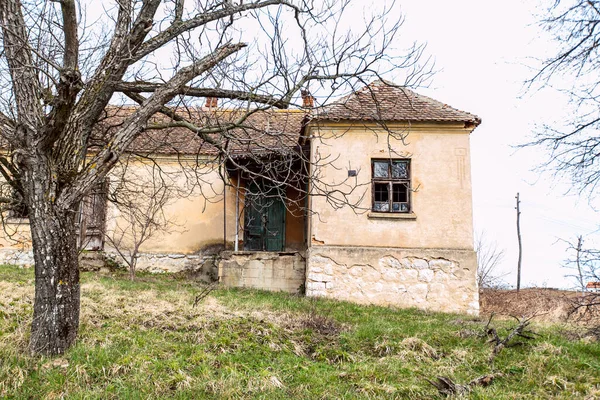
xmin=24 ymin=157 xmax=81 ymax=355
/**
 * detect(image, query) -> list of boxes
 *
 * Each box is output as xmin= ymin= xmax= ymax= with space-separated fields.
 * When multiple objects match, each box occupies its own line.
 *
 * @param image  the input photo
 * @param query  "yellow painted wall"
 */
xmin=0 ymin=121 xmax=474 ymax=257
xmin=104 ymin=157 xmax=237 ymax=254
xmin=0 ymin=155 xmax=306 ymax=256
xmin=307 ymin=122 xmax=476 ymax=250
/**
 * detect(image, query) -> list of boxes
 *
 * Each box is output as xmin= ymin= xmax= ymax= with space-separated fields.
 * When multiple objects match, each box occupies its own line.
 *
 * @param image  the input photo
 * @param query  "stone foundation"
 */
xmin=306 ymin=246 xmax=479 ymax=315
xmin=0 ymin=249 xmax=34 ymax=267
xmin=106 ymin=251 xmax=218 ymax=281
xmin=218 ymin=251 xmax=305 ymax=293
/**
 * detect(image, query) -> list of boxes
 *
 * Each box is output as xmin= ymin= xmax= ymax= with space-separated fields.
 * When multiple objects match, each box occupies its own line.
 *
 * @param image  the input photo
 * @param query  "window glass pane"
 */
xmin=374 ymin=202 xmax=390 ymax=212
xmin=373 ymin=161 xmax=389 ymax=178
xmin=374 ymin=183 xmax=389 ymax=202
xmin=392 ymin=203 xmax=409 ymax=212
xmin=392 ymin=184 xmax=408 ymax=202
xmin=391 ymin=161 xmax=409 ymax=179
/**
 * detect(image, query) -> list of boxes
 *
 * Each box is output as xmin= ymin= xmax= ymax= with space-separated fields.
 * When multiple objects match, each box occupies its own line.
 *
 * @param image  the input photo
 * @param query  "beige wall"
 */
xmin=0 ymin=156 xmax=239 ymax=260
xmin=0 ymin=154 xmax=307 ymax=265
xmin=308 ymin=122 xmax=476 ymax=250
xmin=103 ymin=156 xmax=236 ymax=255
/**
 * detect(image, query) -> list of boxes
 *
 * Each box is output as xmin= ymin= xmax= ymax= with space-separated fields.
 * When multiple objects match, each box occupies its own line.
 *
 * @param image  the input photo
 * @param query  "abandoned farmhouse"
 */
xmin=0 ymin=80 xmax=482 ymax=315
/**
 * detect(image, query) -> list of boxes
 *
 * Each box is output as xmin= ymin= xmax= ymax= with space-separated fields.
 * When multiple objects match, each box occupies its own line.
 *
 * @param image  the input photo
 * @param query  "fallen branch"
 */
xmin=426 ymin=373 xmax=503 ymax=396
xmin=487 ymin=314 xmax=538 ymax=364
xmin=192 ymin=284 xmax=216 ymax=307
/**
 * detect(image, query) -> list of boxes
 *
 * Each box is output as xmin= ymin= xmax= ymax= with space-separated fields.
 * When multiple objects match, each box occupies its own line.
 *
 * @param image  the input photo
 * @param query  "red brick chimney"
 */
xmin=204 ymin=97 xmax=218 ymax=108
xmin=301 ymin=89 xmax=314 ymax=108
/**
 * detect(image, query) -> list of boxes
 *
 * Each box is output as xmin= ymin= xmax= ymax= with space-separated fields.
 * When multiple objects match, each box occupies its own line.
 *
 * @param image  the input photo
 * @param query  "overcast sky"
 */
xmin=396 ymin=0 xmax=600 ymax=288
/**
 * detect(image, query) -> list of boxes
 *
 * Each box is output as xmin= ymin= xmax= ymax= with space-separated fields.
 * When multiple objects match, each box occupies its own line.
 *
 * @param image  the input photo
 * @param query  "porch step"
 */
xmin=79 ymin=251 xmax=109 ymax=272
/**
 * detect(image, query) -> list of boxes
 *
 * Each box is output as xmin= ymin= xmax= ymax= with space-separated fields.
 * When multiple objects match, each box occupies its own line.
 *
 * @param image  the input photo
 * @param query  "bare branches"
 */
xmin=0 ymin=0 xmax=43 ymax=131
xmin=105 ymin=156 xmax=181 ymax=280
xmin=132 ymin=0 xmax=299 ymax=62
xmin=561 ymin=234 xmax=600 ymax=289
xmin=114 ymin=81 xmax=290 ymax=108
xmin=486 ymin=314 xmax=538 ymax=364
xmin=58 ymin=42 xmax=247 ymax=208
xmin=427 ymin=374 xmax=503 ymax=396
xmin=475 ymin=232 xmax=507 ymax=289
xmin=526 ymin=1 xmax=600 ymax=195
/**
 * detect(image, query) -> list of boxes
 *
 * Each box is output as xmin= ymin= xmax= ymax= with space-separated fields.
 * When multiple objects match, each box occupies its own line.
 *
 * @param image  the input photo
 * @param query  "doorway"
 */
xmin=243 ymin=181 xmax=286 ymax=251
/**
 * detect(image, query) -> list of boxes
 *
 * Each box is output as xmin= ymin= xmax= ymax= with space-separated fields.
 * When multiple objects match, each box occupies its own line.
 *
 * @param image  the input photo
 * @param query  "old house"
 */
xmin=0 ymin=80 xmax=481 ymax=315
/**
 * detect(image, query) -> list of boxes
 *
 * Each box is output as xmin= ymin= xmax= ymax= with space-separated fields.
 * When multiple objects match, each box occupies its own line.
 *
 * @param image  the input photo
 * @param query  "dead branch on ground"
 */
xmin=486 ymin=314 xmax=538 ymax=364
xmin=426 ymin=373 xmax=503 ymax=396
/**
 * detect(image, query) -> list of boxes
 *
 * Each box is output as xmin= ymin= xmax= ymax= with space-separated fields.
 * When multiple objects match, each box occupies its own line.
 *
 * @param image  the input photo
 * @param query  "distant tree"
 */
xmin=559 ymin=234 xmax=600 ymax=326
xmin=475 ymin=232 xmax=507 ymax=289
xmin=527 ymin=1 xmax=600 ymax=326
xmin=561 ymin=235 xmax=600 ymax=285
xmin=526 ymin=0 xmax=600 ymax=193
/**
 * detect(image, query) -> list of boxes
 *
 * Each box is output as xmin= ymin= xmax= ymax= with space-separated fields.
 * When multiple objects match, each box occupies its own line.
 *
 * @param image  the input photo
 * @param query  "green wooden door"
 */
xmin=244 ymin=182 xmax=285 ymax=251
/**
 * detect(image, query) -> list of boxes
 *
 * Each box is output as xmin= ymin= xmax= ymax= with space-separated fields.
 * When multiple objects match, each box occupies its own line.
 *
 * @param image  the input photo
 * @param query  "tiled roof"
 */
xmin=92 ymin=107 xmax=307 ymax=156
xmin=88 ymin=80 xmax=479 ymax=156
xmin=312 ymin=80 xmax=481 ymax=126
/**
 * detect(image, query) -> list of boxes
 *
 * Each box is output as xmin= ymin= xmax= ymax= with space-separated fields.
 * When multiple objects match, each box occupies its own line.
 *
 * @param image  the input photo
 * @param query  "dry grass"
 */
xmin=480 ymin=288 xmax=580 ymax=322
xmin=1 ymin=266 xmax=600 ymax=399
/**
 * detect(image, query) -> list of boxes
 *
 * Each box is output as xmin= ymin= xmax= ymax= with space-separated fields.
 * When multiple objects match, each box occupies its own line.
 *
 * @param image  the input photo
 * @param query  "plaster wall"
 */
xmin=308 ymin=122 xmax=475 ymax=250
xmin=305 ymin=122 xmax=479 ymax=314
xmin=0 ymin=155 xmax=306 ymax=267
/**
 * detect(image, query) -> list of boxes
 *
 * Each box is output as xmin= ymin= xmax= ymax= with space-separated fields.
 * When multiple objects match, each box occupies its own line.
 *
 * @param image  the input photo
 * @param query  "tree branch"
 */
xmin=0 ymin=0 xmax=43 ymax=133
xmin=42 ymin=0 xmax=83 ymax=148
xmin=57 ymin=42 xmax=247 ymax=208
xmin=115 ymin=81 xmax=289 ymax=108
xmin=132 ymin=0 xmax=299 ymax=61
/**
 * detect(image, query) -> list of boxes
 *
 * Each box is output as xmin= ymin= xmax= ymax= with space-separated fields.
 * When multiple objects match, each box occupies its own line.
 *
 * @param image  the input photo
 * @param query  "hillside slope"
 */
xmin=1 ymin=266 xmax=599 ymax=399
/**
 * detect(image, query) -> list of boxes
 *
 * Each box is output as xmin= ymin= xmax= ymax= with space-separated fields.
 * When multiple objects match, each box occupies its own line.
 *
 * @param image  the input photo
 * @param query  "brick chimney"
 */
xmin=204 ymin=97 xmax=218 ymax=108
xmin=301 ymin=89 xmax=314 ymax=108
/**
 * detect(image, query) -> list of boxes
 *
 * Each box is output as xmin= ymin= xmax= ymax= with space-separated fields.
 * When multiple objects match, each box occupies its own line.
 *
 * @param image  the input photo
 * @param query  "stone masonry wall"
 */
xmin=306 ymin=246 xmax=479 ymax=315
xmin=218 ymin=251 xmax=305 ymax=293
xmin=106 ymin=251 xmax=219 ymax=282
xmin=0 ymin=248 xmax=218 ymax=282
xmin=0 ymin=249 xmax=34 ymax=267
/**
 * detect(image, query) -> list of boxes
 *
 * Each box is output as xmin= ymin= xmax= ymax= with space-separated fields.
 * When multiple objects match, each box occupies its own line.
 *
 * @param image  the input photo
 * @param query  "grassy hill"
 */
xmin=1 ymin=265 xmax=599 ymax=399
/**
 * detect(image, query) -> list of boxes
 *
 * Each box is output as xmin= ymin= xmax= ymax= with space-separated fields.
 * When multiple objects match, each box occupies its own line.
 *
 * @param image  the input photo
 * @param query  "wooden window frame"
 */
xmin=371 ymin=159 xmax=411 ymax=213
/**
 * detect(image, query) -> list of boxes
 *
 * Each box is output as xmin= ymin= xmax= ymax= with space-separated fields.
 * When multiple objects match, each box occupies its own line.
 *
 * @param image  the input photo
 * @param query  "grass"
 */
xmin=1 ymin=265 xmax=599 ymax=399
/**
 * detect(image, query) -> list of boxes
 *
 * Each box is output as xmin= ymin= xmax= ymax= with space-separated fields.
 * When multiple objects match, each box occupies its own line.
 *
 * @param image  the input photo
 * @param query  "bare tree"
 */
xmin=475 ymin=232 xmax=506 ymax=289
xmin=561 ymin=234 xmax=600 ymax=286
xmin=526 ymin=0 xmax=600 ymax=194
xmin=560 ymin=235 xmax=588 ymax=292
xmin=0 ymin=0 xmax=429 ymax=354
xmin=558 ymin=234 xmax=600 ymax=326
xmin=104 ymin=156 xmax=185 ymax=280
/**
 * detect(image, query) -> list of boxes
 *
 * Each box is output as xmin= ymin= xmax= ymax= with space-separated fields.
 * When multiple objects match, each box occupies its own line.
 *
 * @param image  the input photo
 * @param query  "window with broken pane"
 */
xmin=371 ymin=159 xmax=411 ymax=213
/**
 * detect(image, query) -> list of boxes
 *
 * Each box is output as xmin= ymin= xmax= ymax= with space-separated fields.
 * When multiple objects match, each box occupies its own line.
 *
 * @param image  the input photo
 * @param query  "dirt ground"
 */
xmin=480 ymin=288 xmax=600 ymax=325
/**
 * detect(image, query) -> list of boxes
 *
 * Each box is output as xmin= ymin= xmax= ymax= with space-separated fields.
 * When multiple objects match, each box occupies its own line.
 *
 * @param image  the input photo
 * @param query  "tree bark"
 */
xmin=24 ymin=156 xmax=80 ymax=355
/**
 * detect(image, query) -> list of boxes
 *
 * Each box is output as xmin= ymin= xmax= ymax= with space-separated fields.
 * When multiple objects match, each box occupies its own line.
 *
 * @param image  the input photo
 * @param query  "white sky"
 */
xmin=398 ymin=0 xmax=600 ymax=288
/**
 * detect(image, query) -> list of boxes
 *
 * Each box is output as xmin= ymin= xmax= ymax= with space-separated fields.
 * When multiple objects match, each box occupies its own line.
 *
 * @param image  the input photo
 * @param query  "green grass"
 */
xmin=1 ymin=264 xmax=599 ymax=399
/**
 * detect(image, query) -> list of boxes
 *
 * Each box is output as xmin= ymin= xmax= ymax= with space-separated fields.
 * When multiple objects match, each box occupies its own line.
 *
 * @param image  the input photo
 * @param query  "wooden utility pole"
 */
xmin=516 ymin=192 xmax=522 ymax=292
